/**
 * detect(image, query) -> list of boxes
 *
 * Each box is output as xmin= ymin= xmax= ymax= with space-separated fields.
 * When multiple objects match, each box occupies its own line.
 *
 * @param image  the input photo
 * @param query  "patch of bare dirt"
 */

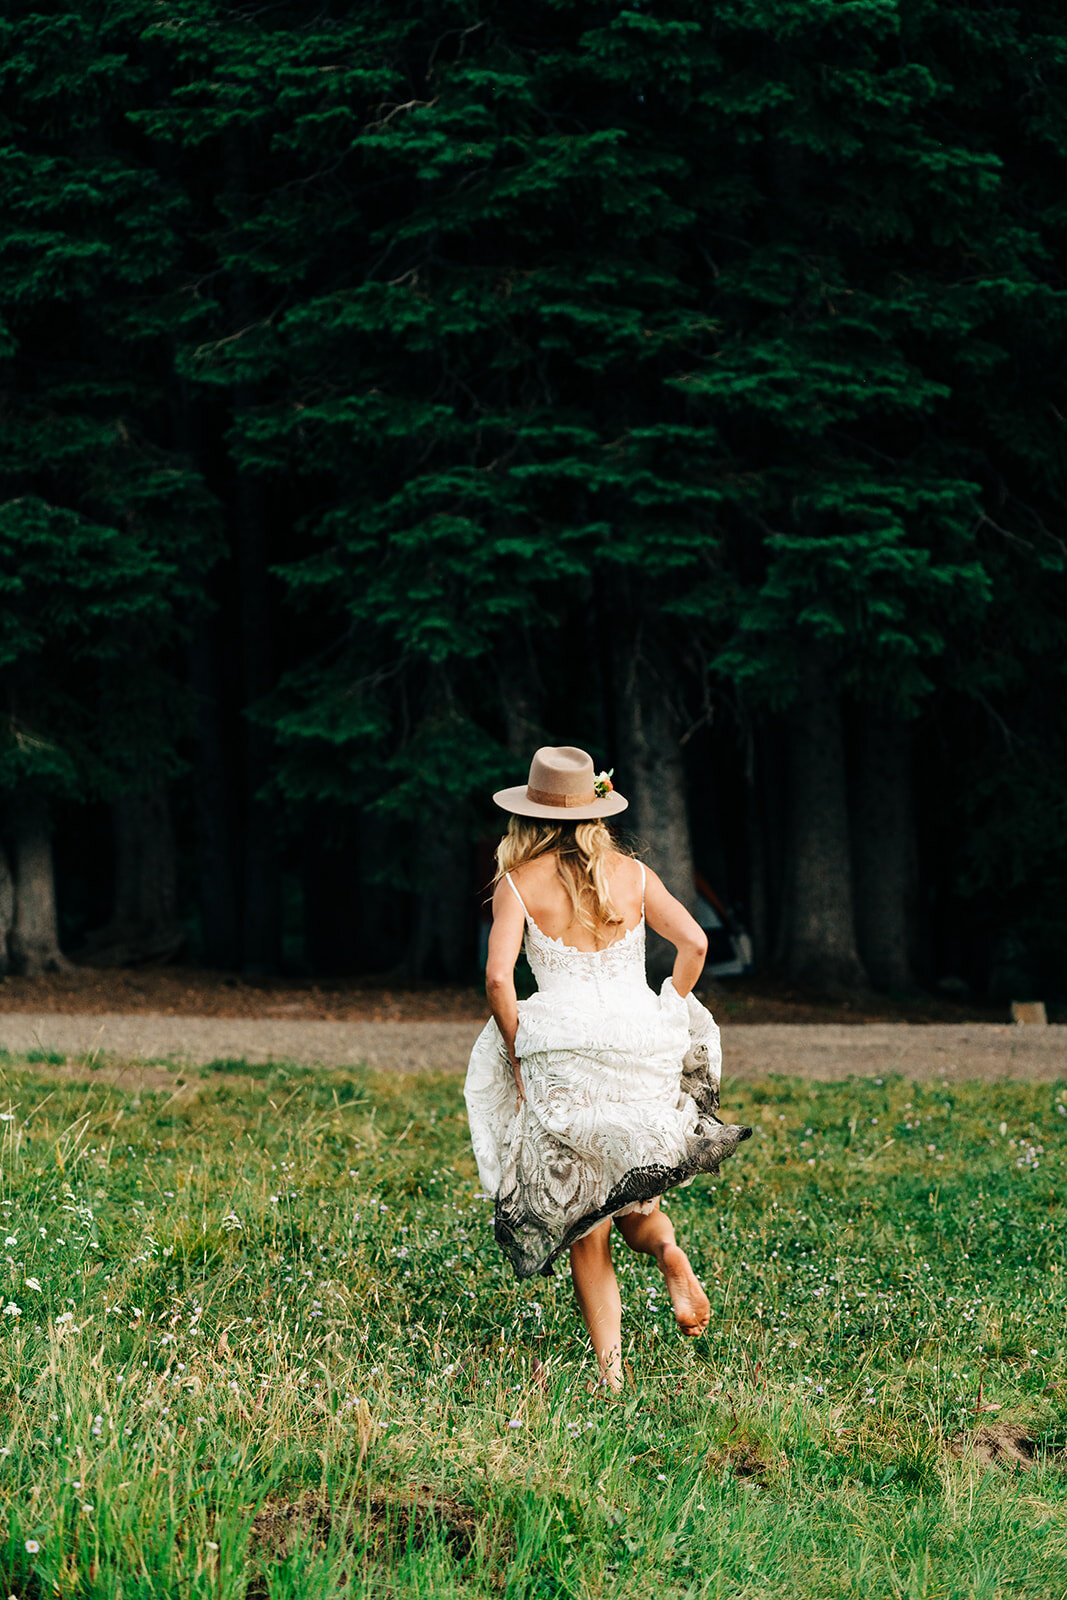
xmin=0 ymin=963 xmax=1019 ymax=1025
xmin=946 ymin=1425 xmax=1067 ymax=1471
xmin=242 ymin=1485 xmax=486 ymax=1592
xmin=0 ymin=966 xmax=489 ymax=1022
xmin=699 ymin=1429 xmax=772 ymax=1486
xmin=711 ymin=980 xmax=1012 ymax=1027
xmin=718 ymin=1444 xmax=771 ymax=1483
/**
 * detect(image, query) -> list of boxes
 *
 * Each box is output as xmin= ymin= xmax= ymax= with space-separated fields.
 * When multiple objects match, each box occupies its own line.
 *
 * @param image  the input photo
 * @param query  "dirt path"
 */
xmin=0 ymin=964 xmax=1020 ymax=1026
xmin=0 ymin=1012 xmax=1063 ymax=1086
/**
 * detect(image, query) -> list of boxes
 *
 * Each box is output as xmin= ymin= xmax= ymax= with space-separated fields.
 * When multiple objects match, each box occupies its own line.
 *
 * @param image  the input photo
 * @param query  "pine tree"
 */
xmin=665 ymin=0 xmax=1067 ymax=988
xmin=0 ymin=0 xmax=221 ymax=970
xmin=6 ymin=0 xmax=1063 ymax=988
xmin=140 ymin=0 xmax=1067 ymax=986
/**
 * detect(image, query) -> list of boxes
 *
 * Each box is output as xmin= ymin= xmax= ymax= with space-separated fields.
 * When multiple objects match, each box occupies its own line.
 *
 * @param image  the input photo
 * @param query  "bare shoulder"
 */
xmin=492 ymin=873 xmax=521 ymax=909
xmin=608 ymin=851 xmax=645 ymax=889
xmin=641 ymin=862 xmax=674 ymax=904
xmin=507 ymin=854 xmax=557 ymax=892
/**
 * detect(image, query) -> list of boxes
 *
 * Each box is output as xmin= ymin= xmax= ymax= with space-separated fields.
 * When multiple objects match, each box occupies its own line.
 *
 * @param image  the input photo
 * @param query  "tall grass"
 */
xmin=0 ymin=1056 xmax=1063 ymax=1598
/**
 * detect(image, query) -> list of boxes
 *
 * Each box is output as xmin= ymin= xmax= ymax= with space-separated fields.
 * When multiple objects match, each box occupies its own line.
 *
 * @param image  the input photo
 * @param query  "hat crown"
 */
xmin=527 ymin=745 xmax=595 ymax=802
xmin=492 ymin=744 xmax=627 ymax=819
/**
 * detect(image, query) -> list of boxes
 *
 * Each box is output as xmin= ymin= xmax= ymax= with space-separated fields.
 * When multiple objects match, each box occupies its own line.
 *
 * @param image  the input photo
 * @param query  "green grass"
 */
xmin=0 ymin=1055 xmax=1064 ymax=1598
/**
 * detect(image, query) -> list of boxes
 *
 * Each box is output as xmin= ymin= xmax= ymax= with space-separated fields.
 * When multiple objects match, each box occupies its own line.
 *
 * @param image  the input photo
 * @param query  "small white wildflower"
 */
xmin=507 ymin=1418 xmax=522 ymax=1429
xmin=2 ymin=1302 xmax=20 ymax=1318
xmin=24 ymin=1540 xmax=40 ymax=1554
xmin=3 ymin=1237 xmax=15 ymax=1247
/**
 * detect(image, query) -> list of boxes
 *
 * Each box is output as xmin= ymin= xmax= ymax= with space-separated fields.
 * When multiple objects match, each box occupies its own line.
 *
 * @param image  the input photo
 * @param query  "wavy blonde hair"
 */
xmin=494 ymin=816 xmax=631 ymax=934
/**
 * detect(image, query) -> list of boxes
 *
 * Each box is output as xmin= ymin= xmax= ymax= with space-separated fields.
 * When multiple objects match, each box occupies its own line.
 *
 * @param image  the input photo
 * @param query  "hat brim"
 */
xmin=492 ymin=785 xmax=629 ymax=821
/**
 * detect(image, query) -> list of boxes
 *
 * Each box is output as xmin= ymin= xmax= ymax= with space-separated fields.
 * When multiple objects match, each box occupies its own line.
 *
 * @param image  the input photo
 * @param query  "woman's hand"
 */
xmin=511 ymin=1057 xmax=525 ymax=1112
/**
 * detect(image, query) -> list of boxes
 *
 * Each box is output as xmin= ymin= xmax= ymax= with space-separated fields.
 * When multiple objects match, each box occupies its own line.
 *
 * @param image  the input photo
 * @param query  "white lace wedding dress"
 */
xmin=464 ymin=865 xmax=752 ymax=1279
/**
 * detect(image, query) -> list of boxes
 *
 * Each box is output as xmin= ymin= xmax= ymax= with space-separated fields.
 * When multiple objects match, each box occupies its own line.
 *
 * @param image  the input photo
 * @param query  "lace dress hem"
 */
xmin=495 ymin=1123 xmax=753 ymax=1280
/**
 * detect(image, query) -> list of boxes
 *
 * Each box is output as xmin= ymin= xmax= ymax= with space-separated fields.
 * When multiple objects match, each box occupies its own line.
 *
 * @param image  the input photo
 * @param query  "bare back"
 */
xmin=506 ymin=851 xmax=644 ymax=951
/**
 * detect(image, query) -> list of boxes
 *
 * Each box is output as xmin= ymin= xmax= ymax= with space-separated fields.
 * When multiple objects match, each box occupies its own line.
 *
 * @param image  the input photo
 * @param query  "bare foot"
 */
xmin=596 ymin=1345 xmax=624 ymax=1395
xmin=657 ymin=1243 xmax=710 ymax=1336
xmin=586 ymin=1371 xmax=624 ymax=1399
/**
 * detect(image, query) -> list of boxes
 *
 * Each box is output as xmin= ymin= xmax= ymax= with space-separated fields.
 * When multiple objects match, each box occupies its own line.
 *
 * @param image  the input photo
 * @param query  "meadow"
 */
xmin=0 ymin=1049 xmax=1064 ymax=1599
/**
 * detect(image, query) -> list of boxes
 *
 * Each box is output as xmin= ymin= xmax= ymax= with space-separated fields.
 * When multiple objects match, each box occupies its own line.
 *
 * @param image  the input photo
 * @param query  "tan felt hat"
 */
xmin=493 ymin=745 xmax=629 ymax=821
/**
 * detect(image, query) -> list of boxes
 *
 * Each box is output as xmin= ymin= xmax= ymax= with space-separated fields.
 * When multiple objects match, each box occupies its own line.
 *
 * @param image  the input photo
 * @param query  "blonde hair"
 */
xmin=494 ymin=816 xmax=631 ymax=934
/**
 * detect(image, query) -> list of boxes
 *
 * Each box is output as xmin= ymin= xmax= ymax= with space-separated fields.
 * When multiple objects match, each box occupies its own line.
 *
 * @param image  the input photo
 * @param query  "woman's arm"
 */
xmin=485 ymin=877 xmax=528 ymax=1106
xmin=642 ymin=864 xmax=708 ymax=998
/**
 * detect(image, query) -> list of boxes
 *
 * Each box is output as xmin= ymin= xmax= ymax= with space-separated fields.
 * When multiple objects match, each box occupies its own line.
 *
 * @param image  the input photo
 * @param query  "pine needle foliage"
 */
xmin=1 ymin=0 xmax=1065 ymax=962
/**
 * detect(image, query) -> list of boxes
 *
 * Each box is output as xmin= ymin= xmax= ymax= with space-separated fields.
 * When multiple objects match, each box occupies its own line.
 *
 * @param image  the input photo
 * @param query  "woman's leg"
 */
xmin=613 ymin=1200 xmax=710 ymax=1336
xmin=569 ymin=1219 xmax=624 ymax=1392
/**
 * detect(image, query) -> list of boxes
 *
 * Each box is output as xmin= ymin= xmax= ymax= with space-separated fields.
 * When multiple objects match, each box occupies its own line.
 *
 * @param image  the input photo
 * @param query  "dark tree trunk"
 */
xmin=169 ymin=363 xmax=241 ymax=971
xmin=618 ymin=664 xmax=699 ymax=981
xmin=406 ymin=813 xmax=472 ymax=981
xmin=742 ymin=723 xmax=769 ymax=968
xmin=188 ymin=624 xmax=242 ymax=968
xmin=301 ymin=807 xmax=362 ymax=974
xmin=851 ymin=711 xmax=916 ymax=992
xmin=7 ymin=799 xmax=71 ymax=975
xmin=780 ymin=653 xmax=868 ymax=991
xmin=498 ymin=630 xmax=548 ymax=759
xmin=741 ymin=716 xmax=788 ymax=971
xmin=355 ymin=814 xmax=409 ymax=973
xmin=76 ymin=784 xmax=184 ymax=967
xmin=757 ymin=719 xmax=791 ymax=970
xmin=0 ymin=844 xmax=14 ymax=975
xmin=234 ymin=464 xmax=281 ymax=974
xmin=225 ymin=133 xmax=281 ymax=975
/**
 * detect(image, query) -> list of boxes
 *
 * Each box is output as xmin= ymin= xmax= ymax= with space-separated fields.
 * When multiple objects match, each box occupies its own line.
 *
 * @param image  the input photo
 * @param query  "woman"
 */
xmin=464 ymin=745 xmax=751 ymax=1393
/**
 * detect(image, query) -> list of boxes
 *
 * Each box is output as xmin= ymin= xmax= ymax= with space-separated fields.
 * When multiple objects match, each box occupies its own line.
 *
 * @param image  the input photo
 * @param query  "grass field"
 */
xmin=0 ymin=1051 xmax=1064 ymax=1599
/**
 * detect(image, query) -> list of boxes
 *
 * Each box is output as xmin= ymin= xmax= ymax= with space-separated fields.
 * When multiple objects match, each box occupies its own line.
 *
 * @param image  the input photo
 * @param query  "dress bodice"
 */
xmin=505 ymin=867 xmax=650 ymax=1007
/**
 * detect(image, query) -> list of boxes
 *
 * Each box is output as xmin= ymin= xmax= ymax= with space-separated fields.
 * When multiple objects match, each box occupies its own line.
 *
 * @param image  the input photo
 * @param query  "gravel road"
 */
xmin=0 ymin=1012 xmax=1063 ymax=1083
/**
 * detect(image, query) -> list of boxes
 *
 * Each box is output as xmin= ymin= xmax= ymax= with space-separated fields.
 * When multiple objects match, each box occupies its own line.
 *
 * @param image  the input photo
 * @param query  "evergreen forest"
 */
xmin=2 ymin=0 xmax=1065 ymax=999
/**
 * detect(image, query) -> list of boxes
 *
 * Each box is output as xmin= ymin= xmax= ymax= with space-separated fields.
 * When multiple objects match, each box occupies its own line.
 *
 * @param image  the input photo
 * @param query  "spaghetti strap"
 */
xmin=639 ymin=861 xmax=646 ymax=917
xmin=503 ymin=871 xmax=530 ymax=920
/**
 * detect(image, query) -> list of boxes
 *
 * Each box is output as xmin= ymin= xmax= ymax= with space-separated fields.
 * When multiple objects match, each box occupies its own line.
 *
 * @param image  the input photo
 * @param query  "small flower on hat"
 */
xmin=593 ymin=768 xmax=614 ymax=798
